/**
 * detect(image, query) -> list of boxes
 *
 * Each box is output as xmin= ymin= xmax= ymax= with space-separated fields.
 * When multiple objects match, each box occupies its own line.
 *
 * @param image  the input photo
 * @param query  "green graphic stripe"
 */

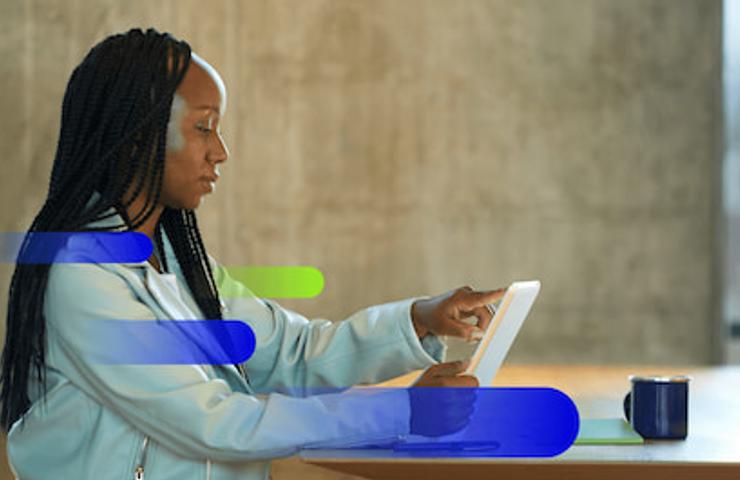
xmin=221 ymin=266 xmax=325 ymax=299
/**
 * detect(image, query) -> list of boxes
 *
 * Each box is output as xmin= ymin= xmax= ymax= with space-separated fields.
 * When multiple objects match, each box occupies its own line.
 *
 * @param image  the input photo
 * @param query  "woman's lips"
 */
xmin=201 ymin=178 xmax=215 ymax=193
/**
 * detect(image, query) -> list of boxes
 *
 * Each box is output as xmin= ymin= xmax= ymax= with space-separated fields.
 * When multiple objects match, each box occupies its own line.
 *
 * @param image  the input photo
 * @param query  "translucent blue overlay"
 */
xmin=83 ymin=319 xmax=256 ymax=364
xmin=302 ymin=387 xmax=579 ymax=457
xmin=1 ymin=232 xmax=152 ymax=264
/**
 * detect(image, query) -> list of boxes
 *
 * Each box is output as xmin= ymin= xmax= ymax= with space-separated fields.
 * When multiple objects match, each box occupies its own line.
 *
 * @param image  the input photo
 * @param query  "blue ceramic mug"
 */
xmin=623 ymin=375 xmax=690 ymax=440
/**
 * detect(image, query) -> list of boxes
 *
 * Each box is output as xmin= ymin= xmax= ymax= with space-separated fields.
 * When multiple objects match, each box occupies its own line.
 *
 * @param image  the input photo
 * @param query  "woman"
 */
xmin=1 ymin=28 xmax=502 ymax=479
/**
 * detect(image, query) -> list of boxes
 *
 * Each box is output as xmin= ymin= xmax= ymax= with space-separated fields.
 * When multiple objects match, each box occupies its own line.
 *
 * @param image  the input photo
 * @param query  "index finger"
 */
xmin=458 ymin=287 xmax=506 ymax=311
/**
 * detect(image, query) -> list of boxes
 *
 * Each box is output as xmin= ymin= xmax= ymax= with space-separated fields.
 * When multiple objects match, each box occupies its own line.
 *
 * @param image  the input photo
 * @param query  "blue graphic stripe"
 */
xmin=301 ymin=387 xmax=579 ymax=457
xmin=83 ymin=319 xmax=255 ymax=364
xmin=402 ymin=387 xmax=579 ymax=457
xmin=1 ymin=232 xmax=152 ymax=264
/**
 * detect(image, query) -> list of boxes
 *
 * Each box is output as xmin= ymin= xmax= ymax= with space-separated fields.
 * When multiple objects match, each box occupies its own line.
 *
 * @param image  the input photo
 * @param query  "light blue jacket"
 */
xmin=6 ymin=209 xmax=446 ymax=479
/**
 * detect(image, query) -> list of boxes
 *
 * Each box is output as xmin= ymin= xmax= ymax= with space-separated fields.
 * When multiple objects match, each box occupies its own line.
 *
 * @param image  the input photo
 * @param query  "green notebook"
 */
xmin=574 ymin=418 xmax=644 ymax=445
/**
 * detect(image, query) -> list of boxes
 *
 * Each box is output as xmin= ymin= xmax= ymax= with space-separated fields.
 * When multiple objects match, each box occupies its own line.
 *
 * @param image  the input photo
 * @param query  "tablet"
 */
xmin=465 ymin=280 xmax=541 ymax=386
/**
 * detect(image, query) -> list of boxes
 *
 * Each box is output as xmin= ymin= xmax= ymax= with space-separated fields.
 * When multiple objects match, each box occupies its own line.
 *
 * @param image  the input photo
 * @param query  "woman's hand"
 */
xmin=411 ymin=286 xmax=506 ymax=341
xmin=408 ymin=360 xmax=479 ymax=437
xmin=412 ymin=360 xmax=478 ymax=388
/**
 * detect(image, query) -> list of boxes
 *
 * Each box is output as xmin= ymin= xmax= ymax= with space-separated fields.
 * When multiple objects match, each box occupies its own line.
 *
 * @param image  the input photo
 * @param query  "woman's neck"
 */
xmin=124 ymin=194 xmax=165 ymax=272
xmin=134 ymin=206 xmax=164 ymax=240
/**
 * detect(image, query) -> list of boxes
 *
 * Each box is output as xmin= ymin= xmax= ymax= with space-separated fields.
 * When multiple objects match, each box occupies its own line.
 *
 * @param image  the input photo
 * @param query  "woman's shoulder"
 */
xmin=47 ymin=261 xmax=144 ymax=296
xmin=44 ymin=262 xmax=152 ymax=326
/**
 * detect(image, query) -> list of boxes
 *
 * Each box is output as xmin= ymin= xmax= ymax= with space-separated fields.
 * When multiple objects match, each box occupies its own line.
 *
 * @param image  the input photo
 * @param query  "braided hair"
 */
xmin=0 ymin=28 xmax=224 ymax=432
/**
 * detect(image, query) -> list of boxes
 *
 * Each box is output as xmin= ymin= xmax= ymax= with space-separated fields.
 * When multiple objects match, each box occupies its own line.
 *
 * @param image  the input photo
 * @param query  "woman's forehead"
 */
xmin=176 ymin=52 xmax=227 ymax=115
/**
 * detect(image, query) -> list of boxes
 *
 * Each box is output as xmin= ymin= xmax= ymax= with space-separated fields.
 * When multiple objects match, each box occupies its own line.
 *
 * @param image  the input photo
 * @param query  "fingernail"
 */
xmin=470 ymin=328 xmax=484 ymax=341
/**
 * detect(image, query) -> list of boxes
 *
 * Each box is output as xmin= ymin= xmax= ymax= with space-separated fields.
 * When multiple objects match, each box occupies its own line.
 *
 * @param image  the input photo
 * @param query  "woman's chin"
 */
xmin=190 ymin=195 xmax=205 ymax=210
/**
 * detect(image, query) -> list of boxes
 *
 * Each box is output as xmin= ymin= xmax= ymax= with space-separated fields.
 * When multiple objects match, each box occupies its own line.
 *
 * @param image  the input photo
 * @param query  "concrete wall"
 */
xmin=0 ymin=0 xmax=723 ymax=478
xmin=0 ymin=0 xmax=724 ymax=363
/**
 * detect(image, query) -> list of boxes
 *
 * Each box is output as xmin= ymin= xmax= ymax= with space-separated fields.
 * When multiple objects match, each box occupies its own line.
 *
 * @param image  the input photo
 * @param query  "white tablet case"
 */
xmin=465 ymin=280 xmax=541 ymax=386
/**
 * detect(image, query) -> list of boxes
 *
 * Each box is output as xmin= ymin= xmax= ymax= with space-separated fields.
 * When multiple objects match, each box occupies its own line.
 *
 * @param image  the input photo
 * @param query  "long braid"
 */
xmin=161 ymin=209 xmax=248 ymax=382
xmin=162 ymin=209 xmax=223 ymax=320
xmin=0 ymin=28 xmax=226 ymax=432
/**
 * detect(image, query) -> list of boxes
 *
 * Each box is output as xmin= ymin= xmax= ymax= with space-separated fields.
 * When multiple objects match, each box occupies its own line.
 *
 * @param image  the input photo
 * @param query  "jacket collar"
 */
xmin=82 ymin=191 xmax=176 ymax=270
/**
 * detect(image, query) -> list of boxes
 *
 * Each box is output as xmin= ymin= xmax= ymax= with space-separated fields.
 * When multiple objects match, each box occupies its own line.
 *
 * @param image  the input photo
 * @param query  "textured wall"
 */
xmin=0 ymin=0 xmax=722 ymax=366
xmin=0 ymin=1 xmax=724 ymax=479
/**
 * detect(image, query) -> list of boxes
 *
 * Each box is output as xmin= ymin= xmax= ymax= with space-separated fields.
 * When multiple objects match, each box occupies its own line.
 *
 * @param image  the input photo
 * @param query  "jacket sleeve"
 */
xmin=210 ymin=259 xmax=447 ymax=393
xmin=43 ymin=263 xmax=411 ymax=462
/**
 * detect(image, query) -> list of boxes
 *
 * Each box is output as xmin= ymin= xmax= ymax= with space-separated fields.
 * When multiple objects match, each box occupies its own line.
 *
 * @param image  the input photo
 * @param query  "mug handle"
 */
xmin=623 ymin=391 xmax=632 ymax=422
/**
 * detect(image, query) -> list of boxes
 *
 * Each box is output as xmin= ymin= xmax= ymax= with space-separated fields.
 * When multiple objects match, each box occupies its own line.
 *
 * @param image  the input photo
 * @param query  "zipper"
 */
xmin=132 ymin=435 xmax=210 ymax=480
xmin=133 ymin=435 xmax=150 ymax=480
xmin=236 ymin=363 xmax=250 ymax=385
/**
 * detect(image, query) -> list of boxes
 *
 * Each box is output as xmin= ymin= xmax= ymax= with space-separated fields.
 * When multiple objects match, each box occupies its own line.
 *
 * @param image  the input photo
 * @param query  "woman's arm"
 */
xmin=210 ymin=258 xmax=447 ymax=393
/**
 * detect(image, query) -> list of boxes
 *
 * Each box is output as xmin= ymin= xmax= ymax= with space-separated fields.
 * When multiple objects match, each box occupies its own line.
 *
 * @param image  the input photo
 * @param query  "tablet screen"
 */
xmin=465 ymin=280 xmax=541 ymax=386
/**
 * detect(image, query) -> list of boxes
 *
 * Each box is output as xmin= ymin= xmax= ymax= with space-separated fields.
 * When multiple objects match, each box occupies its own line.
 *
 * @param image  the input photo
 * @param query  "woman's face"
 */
xmin=161 ymin=53 xmax=229 ymax=210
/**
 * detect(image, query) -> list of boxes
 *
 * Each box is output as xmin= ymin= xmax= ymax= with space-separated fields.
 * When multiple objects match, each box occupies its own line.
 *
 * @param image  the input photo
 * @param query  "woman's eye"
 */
xmin=196 ymin=124 xmax=212 ymax=134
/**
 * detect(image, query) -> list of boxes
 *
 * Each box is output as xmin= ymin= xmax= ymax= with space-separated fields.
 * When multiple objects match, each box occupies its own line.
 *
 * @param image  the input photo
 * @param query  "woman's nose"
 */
xmin=210 ymin=132 xmax=229 ymax=164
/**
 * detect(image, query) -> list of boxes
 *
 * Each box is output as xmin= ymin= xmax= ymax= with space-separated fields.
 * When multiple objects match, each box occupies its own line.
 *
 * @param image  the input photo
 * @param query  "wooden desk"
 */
xmin=300 ymin=365 xmax=740 ymax=480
